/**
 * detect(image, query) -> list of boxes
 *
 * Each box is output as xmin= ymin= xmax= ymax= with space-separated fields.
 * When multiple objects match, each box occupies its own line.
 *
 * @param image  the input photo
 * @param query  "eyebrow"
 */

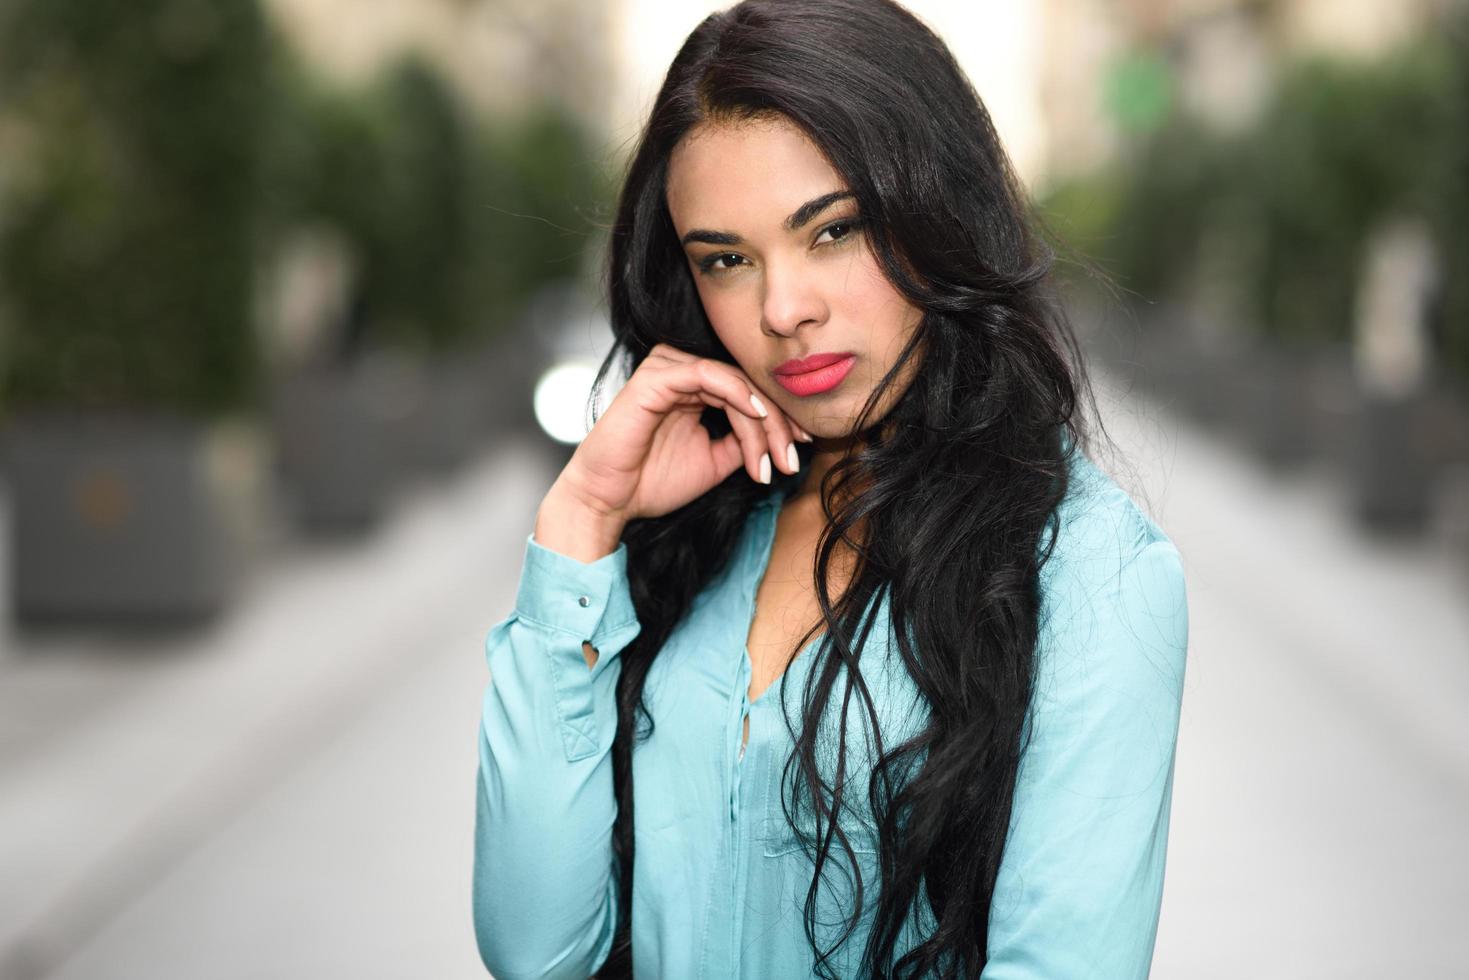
xmin=679 ymin=190 xmax=856 ymax=247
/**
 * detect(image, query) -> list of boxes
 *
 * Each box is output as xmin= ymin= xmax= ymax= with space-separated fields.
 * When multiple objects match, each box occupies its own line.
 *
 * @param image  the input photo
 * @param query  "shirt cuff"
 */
xmin=514 ymin=531 xmax=639 ymax=646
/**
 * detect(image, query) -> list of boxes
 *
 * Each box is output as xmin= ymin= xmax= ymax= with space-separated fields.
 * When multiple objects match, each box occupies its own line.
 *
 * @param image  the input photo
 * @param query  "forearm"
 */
xmin=472 ymin=529 xmax=641 ymax=979
xmin=473 ymin=621 xmax=620 ymax=979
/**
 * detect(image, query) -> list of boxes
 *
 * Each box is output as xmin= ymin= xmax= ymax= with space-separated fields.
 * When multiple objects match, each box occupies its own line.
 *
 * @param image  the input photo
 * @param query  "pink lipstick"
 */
xmin=772 ymin=352 xmax=856 ymax=397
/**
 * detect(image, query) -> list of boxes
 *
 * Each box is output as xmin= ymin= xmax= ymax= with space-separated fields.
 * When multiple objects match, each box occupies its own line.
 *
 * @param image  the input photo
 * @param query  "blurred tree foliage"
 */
xmin=0 ymin=0 xmax=613 ymax=419
xmin=483 ymin=102 xmax=614 ymax=324
xmin=374 ymin=58 xmax=475 ymax=352
xmin=0 ymin=0 xmax=268 ymax=417
xmin=280 ymin=55 xmax=475 ymax=358
xmin=1041 ymin=14 xmax=1469 ymax=379
xmin=1430 ymin=14 xmax=1469 ymax=380
xmin=261 ymin=49 xmax=611 ymax=362
xmin=1241 ymin=43 xmax=1451 ymax=346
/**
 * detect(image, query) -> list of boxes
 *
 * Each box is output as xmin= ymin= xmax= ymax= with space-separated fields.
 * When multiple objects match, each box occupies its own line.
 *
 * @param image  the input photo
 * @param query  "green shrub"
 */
xmin=365 ymin=56 xmax=477 ymax=352
xmin=1426 ymin=14 xmax=1469 ymax=380
xmin=0 ymin=0 xmax=268 ymax=417
xmin=476 ymin=102 xmax=614 ymax=327
xmin=1237 ymin=46 xmax=1451 ymax=345
xmin=269 ymin=60 xmax=611 ymax=359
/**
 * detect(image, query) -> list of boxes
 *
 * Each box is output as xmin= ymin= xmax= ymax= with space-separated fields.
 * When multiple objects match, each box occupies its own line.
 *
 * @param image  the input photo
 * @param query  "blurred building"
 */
xmin=609 ymin=1 xmax=1048 ymax=184
xmin=270 ymin=0 xmax=1051 ymax=186
xmin=260 ymin=0 xmax=1463 ymax=196
xmin=262 ymin=0 xmax=616 ymax=131
xmin=1037 ymin=0 xmax=1462 ymax=187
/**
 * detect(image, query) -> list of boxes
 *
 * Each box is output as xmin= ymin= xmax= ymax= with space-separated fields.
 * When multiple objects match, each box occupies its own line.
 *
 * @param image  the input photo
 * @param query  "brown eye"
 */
xmin=698 ymin=253 xmax=747 ymax=274
xmin=815 ymin=218 xmax=863 ymax=246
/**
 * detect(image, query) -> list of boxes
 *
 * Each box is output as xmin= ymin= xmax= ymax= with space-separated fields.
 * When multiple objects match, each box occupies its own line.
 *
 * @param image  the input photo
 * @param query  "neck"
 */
xmin=786 ymin=433 xmax=870 ymax=520
xmin=790 ymin=411 xmax=900 ymax=508
xmin=796 ymin=437 xmax=844 ymax=501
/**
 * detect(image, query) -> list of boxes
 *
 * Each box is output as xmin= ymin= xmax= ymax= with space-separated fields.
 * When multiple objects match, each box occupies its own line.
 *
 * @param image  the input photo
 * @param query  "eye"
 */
xmin=815 ymin=218 xmax=863 ymax=246
xmin=697 ymin=252 xmax=748 ymax=275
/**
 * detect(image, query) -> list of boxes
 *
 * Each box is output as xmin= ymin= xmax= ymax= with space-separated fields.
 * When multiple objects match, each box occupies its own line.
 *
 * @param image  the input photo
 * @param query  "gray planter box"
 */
xmin=467 ymin=329 xmax=542 ymax=441
xmin=1292 ymin=342 xmax=1363 ymax=469
xmin=0 ymin=411 xmax=260 ymax=624
xmin=408 ymin=351 xmax=490 ymax=475
xmin=268 ymin=358 xmax=408 ymax=534
xmin=1164 ymin=333 xmax=1234 ymax=433
xmin=1219 ymin=340 xmax=1315 ymax=470
xmin=1118 ymin=302 xmax=1252 ymax=436
xmin=1346 ymin=378 xmax=1469 ymax=535
xmin=1348 ymin=389 xmax=1439 ymax=533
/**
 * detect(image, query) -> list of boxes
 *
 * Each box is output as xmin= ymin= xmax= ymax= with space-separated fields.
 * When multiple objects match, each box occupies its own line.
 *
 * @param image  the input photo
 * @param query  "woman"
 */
xmin=473 ymin=1 xmax=1189 ymax=977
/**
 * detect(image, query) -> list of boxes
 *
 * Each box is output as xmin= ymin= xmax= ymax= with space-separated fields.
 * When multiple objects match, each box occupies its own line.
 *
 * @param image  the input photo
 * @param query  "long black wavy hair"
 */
xmin=593 ymin=1 xmax=1105 ymax=976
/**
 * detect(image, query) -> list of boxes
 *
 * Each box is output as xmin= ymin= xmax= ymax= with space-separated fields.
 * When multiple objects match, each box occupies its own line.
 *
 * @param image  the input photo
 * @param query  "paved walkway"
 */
xmin=0 ymin=381 xmax=1464 ymax=979
xmin=0 ymin=437 xmax=561 ymax=980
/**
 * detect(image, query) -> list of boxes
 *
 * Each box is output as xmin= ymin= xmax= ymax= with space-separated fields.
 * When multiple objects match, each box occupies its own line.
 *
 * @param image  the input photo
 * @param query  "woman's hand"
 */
xmin=546 ymin=343 xmax=808 ymax=540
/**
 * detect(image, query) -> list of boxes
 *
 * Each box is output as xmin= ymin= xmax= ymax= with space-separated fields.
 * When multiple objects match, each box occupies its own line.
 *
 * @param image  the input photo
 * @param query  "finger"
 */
xmin=722 ymin=400 xmax=773 ymax=484
xmin=635 ymin=364 xmax=768 ymax=484
xmin=645 ymin=342 xmax=694 ymax=366
xmin=682 ymin=361 xmax=806 ymax=474
xmin=692 ymin=362 xmax=799 ymax=478
xmin=668 ymin=389 xmax=768 ymax=484
xmin=655 ymin=359 xmax=769 ymax=423
xmin=642 ymin=356 xmax=798 ymax=482
xmin=691 ymin=364 xmax=792 ymax=481
xmin=756 ymin=396 xmax=804 ymax=476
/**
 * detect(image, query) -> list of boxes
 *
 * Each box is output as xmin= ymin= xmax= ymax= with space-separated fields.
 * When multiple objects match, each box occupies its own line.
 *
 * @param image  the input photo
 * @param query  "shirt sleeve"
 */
xmin=982 ymin=537 xmax=1190 ymax=979
xmin=472 ymin=530 xmax=642 ymax=980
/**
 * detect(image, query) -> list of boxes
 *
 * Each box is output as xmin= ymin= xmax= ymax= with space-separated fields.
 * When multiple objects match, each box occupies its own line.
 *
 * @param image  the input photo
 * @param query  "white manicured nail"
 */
xmin=786 ymin=443 xmax=799 ymax=472
xmin=759 ymin=452 xmax=771 ymax=484
xmin=750 ymin=393 xmax=768 ymax=418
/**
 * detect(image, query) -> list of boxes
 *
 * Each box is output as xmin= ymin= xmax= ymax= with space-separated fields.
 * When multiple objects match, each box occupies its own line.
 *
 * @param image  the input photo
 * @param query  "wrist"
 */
xmin=534 ymin=483 xmax=628 ymax=564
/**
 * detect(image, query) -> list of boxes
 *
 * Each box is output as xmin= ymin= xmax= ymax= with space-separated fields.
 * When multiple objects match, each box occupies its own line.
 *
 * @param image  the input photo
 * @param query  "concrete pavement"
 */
xmin=0 ymin=435 xmax=563 ymax=980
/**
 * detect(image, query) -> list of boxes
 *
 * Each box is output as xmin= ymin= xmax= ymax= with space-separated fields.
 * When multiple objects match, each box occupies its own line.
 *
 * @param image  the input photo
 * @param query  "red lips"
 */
xmin=771 ymin=354 xmax=857 ymax=397
xmin=773 ymin=352 xmax=856 ymax=376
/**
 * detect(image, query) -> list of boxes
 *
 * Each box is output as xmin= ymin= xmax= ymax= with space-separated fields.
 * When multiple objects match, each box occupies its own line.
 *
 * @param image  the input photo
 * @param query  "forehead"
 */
xmin=665 ymin=115 xmax=846 ymax=231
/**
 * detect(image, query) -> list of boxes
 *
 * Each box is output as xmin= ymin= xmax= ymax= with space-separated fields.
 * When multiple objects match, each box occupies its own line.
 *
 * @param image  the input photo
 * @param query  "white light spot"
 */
xmin=534 ymin=361 xmax=601 ymax=445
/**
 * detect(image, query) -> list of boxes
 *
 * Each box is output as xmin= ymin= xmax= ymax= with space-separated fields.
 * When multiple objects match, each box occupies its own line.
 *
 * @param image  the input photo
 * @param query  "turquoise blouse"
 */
xmin=473 ymin=451 xmax=1189 ymax=979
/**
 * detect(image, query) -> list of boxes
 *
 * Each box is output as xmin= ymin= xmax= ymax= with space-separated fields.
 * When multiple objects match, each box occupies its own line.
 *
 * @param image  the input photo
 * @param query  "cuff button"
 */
xmin=577 ymin=595 xmax=591 ymax=607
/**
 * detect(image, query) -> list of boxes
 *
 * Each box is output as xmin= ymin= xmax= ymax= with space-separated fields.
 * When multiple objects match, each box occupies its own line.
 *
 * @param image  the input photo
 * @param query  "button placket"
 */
xmin=738 ymin=641 xmax=752 ymax=766
xmin=728 ymin=665 xmax=753 ymax=974
xmin=730 ymin=652 xmax=752 ymax=820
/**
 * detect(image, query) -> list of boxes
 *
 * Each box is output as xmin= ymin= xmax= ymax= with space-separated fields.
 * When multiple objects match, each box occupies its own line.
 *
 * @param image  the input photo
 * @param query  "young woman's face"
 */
xmin=665 ymin=114 xmax=924 ymax=440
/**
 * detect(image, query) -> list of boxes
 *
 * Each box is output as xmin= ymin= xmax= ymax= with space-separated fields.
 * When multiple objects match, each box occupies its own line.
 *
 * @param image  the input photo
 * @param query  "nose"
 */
xmin=760 ymin=259 xmax=827 ymax=337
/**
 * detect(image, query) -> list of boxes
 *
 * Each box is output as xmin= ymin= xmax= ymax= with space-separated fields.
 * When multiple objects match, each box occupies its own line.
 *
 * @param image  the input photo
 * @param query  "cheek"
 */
xmin=832 ymin=255 xmax=919 ymax=338
xmin=696 ymin=282 xmax=757 ymax=358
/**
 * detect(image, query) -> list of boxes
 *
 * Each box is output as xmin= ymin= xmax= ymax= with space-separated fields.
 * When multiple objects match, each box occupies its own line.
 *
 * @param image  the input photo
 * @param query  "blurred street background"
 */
xmin=0 ymin=1 xmax=1465 ymax=978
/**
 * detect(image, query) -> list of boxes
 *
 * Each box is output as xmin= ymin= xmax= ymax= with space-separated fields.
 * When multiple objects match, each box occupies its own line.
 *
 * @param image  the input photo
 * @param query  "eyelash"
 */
xmin=696 ymin=217 xmax=864 ymax=276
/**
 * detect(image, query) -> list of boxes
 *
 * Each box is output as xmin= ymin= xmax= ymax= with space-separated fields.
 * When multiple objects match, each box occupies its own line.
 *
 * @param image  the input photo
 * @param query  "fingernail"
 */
xmin=750 ymin=393 xmax=768 ymax=418
xmin=786 ymin=443 xmax=800 ymax=472
xmin=795 ymin=426 xmax=813 ymax=442
xmin=759 ymin=452 xmax=771 ymax=484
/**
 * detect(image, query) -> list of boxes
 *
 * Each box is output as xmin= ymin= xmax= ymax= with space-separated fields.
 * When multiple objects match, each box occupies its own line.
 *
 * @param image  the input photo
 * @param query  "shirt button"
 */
xmin=577 ymin=595 xmax=590 ymax=607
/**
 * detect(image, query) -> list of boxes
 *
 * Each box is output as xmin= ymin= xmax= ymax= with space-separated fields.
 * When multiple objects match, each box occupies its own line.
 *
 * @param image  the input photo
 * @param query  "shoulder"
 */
xmin=987 ymin=451 xmax=1189 ymax=966
xmin=1039 ymin=448 xmax=1185 ymax=613
xmin=1046 ymin=449 xmax=1175 ymax=571
xmin=1033 ymin=449 xmax=1189 ymax=705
